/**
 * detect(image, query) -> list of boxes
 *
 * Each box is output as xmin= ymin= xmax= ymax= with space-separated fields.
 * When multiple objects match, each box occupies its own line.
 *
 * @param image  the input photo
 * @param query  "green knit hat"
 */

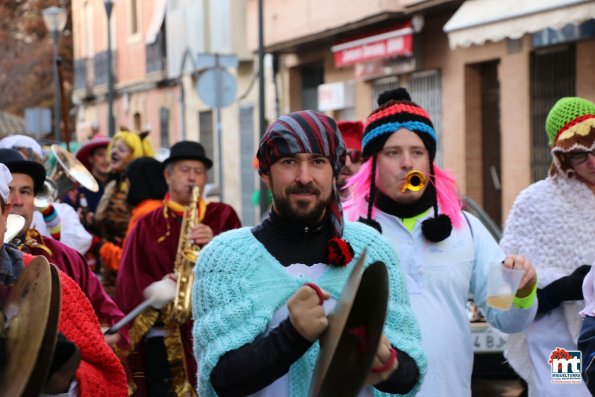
xmin=546 ymin=97 xmax=595 ymax=147
xmin=545 ymin=97 xmax=595 ymax=176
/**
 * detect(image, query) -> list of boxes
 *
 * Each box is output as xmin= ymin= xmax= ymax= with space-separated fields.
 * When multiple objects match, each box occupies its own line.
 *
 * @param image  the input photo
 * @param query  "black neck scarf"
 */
xmin=251 ymin=210 xmax=332 ymax=267
xmin=374 ymin=183 xmax=436 ymax=219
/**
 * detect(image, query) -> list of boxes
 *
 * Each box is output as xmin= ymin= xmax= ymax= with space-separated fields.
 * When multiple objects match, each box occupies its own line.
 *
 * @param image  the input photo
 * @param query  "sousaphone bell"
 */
xmin=34 ymin=145 xmax=99 ymax=208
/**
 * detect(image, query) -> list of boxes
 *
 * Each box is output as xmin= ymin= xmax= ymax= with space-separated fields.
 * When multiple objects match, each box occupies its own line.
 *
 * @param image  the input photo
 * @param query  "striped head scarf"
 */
xmin=257 ymin=110 xmax=346 ymax=238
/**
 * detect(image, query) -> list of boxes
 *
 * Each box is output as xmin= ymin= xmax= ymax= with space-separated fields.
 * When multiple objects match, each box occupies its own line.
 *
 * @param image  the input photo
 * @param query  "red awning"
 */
xmin=331 ymin=22 xmax=414 ymax=68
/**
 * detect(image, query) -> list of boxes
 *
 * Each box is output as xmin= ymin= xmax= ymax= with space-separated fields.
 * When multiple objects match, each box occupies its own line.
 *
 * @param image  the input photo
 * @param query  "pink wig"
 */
xmin=343 ymin=157 xmax=464 ymax=228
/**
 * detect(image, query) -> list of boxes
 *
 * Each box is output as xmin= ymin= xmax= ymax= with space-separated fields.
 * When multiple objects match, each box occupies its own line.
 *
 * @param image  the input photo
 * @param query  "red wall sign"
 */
xmin=332 ymin=24 xmax=414 ymax=68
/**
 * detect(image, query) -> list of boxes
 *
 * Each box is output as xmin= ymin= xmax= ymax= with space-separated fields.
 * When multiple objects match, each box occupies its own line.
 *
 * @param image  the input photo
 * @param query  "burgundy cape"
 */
xmin=24 ymin=232 xmax=125 ymax=326
xmin=115 ymin=202 xmax=241 ymax=395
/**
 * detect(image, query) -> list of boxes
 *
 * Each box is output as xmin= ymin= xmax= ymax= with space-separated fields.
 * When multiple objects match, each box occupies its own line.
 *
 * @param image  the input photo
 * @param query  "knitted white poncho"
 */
xmin=500 ymin=176 xmax=595 ymax=381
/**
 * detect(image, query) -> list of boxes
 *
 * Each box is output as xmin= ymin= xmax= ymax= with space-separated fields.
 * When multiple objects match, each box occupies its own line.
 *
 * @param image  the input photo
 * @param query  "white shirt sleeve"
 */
xmin=32 ymin=203 xmax=92 ymax=255
xmin=39 ymin=378 xmax=79 ymax=397
xmin=468 ymin=213 xmax=537 ymax=333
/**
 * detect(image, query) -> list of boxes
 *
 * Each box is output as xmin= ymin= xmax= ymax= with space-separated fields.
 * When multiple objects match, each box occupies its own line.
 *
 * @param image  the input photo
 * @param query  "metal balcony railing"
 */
xmin=74 ymin=57 xmax=96 ymax=93
xmin=146 ymin=31 xmax=166 ymax=74
xmin=74 ymin=58 xmax=86 ymax=91
xmin=94 ymin=50 xmax=117 ymax=86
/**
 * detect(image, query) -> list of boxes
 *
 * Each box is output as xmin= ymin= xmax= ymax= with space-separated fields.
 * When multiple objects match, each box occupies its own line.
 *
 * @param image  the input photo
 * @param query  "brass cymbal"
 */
xmin=0 ymin=256 xmax=61 ymax=397
xmin=4 ymin=214 xmax=25 ymax=244
xmin=310 ymin=256 xmax=389 ymax=397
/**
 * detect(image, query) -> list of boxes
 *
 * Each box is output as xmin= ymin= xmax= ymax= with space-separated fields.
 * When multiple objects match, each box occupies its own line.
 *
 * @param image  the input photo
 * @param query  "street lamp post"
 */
xmin=258 ymin=0 xmax=268 ymax=216
xmin=104 ymin=0 xmax=115 ymax=137
xmin=42 ymin=6 xmax=67 ymax=144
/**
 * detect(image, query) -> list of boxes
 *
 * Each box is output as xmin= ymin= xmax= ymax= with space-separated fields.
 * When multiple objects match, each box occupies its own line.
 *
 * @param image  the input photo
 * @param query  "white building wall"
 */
xmin=166 ymin=0 xmax=206 ymax=79
xmin=165 ymin=0 xmax=269 ymax=224
xmin=209 ymin=0 xmax=232 ymax=53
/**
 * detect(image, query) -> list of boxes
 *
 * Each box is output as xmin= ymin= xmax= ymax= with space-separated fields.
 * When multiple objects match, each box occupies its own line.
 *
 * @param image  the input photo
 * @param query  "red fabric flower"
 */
xmin=326 ymin=237 xmax=354 ymax=267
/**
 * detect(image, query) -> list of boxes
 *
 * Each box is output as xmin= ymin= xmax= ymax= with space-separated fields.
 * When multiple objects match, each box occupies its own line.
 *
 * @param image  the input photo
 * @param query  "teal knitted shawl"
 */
xmin=192 ymin=221 xmax=426 ymax=397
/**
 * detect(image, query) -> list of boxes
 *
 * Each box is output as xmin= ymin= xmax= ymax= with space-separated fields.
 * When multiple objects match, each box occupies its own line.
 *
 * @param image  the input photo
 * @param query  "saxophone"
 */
xmin=164 ymin=185 xmax=201 ymax=324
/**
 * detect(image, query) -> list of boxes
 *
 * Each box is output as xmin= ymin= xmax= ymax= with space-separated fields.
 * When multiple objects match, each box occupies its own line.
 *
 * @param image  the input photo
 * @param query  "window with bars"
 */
xmin=198 ymin=110 xmax=216 ymax=181
xmin=301 ymin=65 xmax=324 ymax=111
xmin=530 ymin=45 xmax=575 ymax=182
xmin=240 ymin=105 xmax=256 ymax=226
xmin=409 ymin=70 xmax=443 ymax=166
xmin=371 ymin=76 xmax=400 ymax=109
xmin=146 ymin=30 xmax=166 ymax=73
xmin=160 ymin=107 xmax=170 ymax=148
xmin=130 ymin=0 xmax=139 ymax=35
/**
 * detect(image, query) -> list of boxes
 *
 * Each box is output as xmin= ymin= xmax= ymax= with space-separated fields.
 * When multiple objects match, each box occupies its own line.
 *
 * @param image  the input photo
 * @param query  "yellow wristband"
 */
xmin=513 ymin=280 xmax=537 ymax=309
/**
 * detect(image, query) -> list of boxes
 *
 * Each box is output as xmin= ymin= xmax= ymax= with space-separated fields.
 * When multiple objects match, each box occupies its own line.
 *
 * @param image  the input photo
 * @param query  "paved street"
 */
xmin=472 ymin=379 xmax=524 ymax=396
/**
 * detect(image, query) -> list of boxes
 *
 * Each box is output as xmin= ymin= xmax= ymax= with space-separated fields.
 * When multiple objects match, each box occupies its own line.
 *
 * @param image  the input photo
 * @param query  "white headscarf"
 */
xmin=0 ymin=163 xmax=12 ymax=204
xmin=0 ymin=134 xmax=45 ymax=161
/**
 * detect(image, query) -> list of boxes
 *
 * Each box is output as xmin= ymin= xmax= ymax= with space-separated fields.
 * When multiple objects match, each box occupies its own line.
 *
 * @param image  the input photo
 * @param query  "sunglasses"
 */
xmin=346 ymin=150 xmax=362 ymax=163
xmin=565 ymin=149 xmax=595 ymax=166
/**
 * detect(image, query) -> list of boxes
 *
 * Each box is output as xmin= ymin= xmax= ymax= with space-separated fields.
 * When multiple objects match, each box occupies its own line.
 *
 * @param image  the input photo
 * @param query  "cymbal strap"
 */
xmin=304 ymin=283 xmax=325 ymax=306
xmin=346 ymin=325 xmax=368 ymax=353
xmin=371 ymin=347 xmax=397 ymax=373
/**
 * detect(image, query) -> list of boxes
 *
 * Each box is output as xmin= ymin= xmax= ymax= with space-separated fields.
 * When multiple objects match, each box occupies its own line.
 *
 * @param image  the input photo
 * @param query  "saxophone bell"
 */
xmin=400 ymin=170 xmax=427 ymax=193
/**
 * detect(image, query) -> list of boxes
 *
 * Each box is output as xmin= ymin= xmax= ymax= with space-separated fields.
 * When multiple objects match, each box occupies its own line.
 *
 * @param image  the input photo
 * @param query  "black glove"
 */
xmin=43 ymin=332 xmax=81 ymax=394
xmin=537 ymin=265 xmax=591 ymax=317
xmin=0 ymin=333 xmax=6 ymax=374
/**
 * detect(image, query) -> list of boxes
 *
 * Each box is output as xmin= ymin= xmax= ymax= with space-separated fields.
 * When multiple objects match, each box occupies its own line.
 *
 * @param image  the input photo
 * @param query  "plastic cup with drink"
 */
xmin=486 ymin=261 xmax=525 ymax=310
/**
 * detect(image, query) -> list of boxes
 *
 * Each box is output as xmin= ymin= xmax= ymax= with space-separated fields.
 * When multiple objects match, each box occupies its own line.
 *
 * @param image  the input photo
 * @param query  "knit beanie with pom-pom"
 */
xmin=359 ymin=88 xmax=452 ymax=242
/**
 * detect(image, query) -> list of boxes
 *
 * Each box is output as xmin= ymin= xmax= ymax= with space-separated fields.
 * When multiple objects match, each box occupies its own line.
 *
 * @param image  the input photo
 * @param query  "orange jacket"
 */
xmin=99 ymin=199 xmax=163 ymax=271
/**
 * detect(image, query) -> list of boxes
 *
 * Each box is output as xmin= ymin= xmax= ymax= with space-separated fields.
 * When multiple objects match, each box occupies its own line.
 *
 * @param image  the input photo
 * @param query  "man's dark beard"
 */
xmin=272 ymin=182 xmax=329 ymax=224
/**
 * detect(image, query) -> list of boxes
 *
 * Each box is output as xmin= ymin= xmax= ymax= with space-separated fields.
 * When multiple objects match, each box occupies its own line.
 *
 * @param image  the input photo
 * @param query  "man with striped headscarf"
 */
xmin=192 ymin=110 xmax=426 ymax=397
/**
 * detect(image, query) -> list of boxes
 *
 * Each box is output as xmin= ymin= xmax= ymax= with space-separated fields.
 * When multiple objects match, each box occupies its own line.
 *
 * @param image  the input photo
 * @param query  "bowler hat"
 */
xmin=163 ymin=141 xmax=213 ymax=169
xmin=0 ymin=148 xmax=46 ymax=195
